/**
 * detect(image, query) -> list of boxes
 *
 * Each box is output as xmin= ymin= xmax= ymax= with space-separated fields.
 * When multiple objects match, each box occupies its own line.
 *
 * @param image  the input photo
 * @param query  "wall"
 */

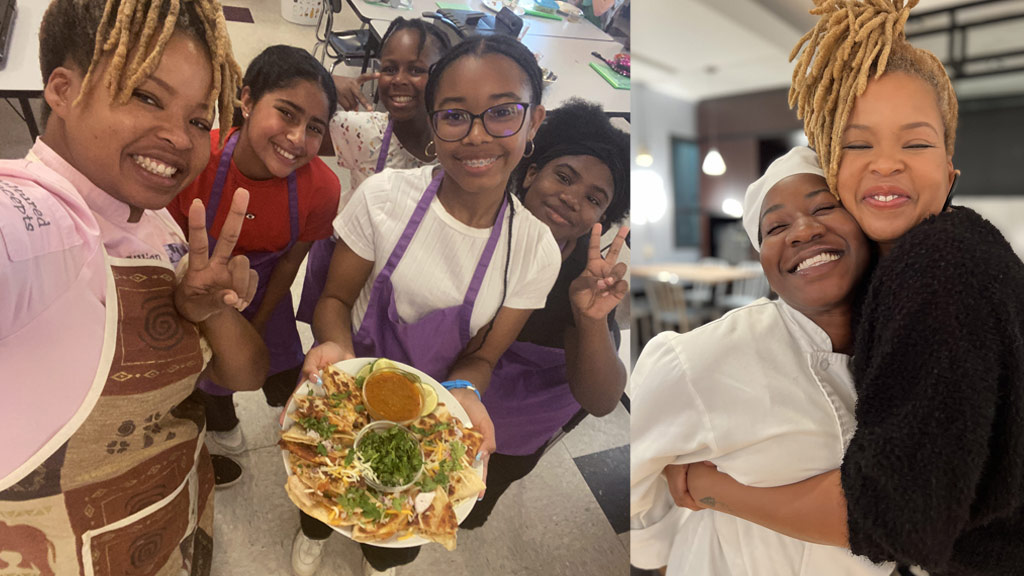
xmin=697 ymin=88 xmax=803 ymax=256
xmin=631 ymin=83 xmax=699 ymax=265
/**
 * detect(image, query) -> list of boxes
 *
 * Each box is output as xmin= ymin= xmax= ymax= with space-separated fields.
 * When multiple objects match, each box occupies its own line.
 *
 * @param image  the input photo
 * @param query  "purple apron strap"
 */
xmin=284 ymin=171 xmax=300 ymax=250
xmin=375 ymin=120 xmax=394 ymax=174
xmin=459 ymin=196 xmax=508 ymax=343
xmin=376 ymin=170 xmax=444 ymax=282
xmin=206 ymin=130 xmax=240 ymax=234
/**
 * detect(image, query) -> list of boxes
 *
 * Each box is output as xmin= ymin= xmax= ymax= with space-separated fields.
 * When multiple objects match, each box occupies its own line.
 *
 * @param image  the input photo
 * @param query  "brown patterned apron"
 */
xmin=0 ymin=255 xmax=214 ymax=576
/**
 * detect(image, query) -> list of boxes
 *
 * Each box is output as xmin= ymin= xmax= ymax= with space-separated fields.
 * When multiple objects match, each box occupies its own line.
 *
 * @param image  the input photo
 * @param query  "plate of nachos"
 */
xmin=279 ymin=358 xmax=486 ymax=550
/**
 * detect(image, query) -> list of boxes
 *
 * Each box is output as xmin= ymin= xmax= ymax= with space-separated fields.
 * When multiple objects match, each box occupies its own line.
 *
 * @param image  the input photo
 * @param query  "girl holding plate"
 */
xmin=294 ymin=34 xmax=561 ymax=576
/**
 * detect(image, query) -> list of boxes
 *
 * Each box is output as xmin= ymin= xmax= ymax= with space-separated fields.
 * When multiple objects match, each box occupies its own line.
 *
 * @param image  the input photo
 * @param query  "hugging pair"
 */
xmin=631 ymin=1 xmax=1024 ymax=575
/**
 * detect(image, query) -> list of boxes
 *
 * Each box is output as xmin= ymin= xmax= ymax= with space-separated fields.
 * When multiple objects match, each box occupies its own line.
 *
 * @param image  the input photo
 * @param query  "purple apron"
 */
xmin=198 ymin=131 xmax=304 ymax=395
xmin=352 ymin=169 xmax=508 ymax=382
xmin=484 ymin=341 xmax=580 ymax=455
xmin=297 ymin=120 xmax=395 ymax=324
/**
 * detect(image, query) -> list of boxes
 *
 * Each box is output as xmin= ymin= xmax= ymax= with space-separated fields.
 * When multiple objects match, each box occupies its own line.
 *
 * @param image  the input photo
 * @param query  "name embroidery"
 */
xmin=1 ymin=180 xmax=52 ymax=232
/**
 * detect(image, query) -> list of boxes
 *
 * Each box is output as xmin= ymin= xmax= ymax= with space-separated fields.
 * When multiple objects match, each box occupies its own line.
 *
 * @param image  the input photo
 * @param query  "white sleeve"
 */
xmin=629 ymin=332 xmax=717 ymax=569
xmin=330 ymin=111 xmax=373 ymax=173
xmin=503 ymin=216 xmax=561 ymax=310
xmin=335 ymin=172 xmax=389 ymax=262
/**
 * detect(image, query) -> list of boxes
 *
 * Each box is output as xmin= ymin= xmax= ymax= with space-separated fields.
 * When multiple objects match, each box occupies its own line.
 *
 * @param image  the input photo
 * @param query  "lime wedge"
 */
xmin=419 ymin=383 xmax=438 ymax=417
xmin=372 ymin=358 xmax=399 ymax=372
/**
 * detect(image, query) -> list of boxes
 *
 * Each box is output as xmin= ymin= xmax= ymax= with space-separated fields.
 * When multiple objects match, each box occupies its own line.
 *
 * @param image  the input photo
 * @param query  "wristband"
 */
xmin=441 ymin=379 xmax=480 ymax=401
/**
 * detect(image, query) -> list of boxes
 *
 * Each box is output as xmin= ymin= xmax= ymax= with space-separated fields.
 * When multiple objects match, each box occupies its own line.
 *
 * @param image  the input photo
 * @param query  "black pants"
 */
xmin=297 ymin=445 xmax=546 ymax=569
xmin=460 ymin=447 xmax=546 ymax=530
xmin=198 ymin=366 xmax=301 ymax=432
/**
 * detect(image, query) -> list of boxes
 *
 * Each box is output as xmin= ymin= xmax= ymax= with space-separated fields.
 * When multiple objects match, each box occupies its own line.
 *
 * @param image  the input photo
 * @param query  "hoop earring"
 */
xmin=424 ymin=140 xmax=436 ymax=159
xmin=523 ymin=140 xmax=535 ymax=158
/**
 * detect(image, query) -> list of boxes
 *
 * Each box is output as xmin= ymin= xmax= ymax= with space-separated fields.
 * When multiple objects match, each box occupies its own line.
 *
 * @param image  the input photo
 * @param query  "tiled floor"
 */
xmin=1 ymin=2 xmax=631 ymax=575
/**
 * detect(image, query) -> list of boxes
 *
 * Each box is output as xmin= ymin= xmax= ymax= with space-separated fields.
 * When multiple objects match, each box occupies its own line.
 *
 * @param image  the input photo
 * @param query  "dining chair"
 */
xmin=715 ymin=260 xmax=770 ymax=311
xmin=683 ymin=257 xmax=727 ymax=319
xmin=648 ymin=279 xmax=703 ymax=335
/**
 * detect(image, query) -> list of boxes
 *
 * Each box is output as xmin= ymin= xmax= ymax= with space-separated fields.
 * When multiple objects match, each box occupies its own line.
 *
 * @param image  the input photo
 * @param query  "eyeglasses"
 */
xmin=429 ymin=103 xmax=531 ymax=142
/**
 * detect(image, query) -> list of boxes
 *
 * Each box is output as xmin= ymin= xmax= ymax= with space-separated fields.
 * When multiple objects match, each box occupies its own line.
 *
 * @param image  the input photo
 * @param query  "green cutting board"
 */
xmin=590 ymin=61 xmax=630 ymax=89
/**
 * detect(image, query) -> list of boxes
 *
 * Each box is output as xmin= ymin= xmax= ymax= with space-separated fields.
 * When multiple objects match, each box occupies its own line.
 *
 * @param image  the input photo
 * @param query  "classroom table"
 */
xmin=351 ymin=0 xmax=615 ymax=41
xmin=0 ymin=1 xmax=45 ymax=140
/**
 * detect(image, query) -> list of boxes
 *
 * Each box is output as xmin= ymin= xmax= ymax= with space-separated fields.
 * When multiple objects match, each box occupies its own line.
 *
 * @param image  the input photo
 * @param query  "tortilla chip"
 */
xmin=286 ymin=476 xmax=346 ymax=526
xmin=352 ymin=509 xmax=413 ymax=544
xmin=448 ymin=468 xmax=486 ymax=504
xmin=416 ymin=488 xmax=458 ymax=551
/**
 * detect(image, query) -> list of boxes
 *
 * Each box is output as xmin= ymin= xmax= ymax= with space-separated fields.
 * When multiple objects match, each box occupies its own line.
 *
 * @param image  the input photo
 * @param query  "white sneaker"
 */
xmin=361 ymin=556 xmax=397 ymax=576
xmin=291 ymin=530 xmax=326 ymax=576
xmin=205 ymin=426 xmax=246 ymax=455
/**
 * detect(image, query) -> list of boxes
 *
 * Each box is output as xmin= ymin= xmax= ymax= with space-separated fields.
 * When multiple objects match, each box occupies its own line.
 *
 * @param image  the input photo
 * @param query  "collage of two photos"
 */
xmin=3 ymin=0 xmax=1024 ymax=575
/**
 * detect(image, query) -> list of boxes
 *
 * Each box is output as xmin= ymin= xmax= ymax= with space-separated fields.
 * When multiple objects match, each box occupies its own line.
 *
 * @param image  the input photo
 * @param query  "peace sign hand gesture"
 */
xmin=174 ymin=188 xmax=259 ymax=324
xmin=569 ymin=224 xmax=630 ymax=322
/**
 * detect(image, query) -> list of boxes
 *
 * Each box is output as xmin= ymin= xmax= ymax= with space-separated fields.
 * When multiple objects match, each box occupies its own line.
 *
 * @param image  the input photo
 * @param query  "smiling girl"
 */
xmin=675 ymin=1 xmax=1024 ymax=574
xmin=169 ymin=45 xmax=340 ymax=478
xmin=296 ymin=18 xmax=449 ymax=328
xmin=463 ymin=99 xmax=631 ymax=529
xmin=294 ymin=34 xmax=560 ymax=576
xmin=0 ymin=0 xmax=265 ymax=572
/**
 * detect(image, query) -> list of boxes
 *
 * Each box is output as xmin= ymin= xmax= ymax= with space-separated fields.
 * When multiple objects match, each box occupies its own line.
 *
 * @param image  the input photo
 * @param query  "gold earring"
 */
xmin=424 ymin=140 xmax=436 ymax=158
xmin=523 ymin=140 xmax=535 ymax=158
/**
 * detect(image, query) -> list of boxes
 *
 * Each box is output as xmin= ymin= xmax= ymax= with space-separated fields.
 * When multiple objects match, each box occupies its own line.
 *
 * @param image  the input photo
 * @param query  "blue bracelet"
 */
xmin=441 ymin=379 xmax=481 ymax=401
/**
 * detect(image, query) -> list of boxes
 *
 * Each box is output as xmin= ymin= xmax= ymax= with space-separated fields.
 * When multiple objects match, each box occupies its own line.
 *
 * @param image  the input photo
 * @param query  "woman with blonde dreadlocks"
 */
xmin=671 ymin=1 xmax=1024 ymax=574
xmin=0 ymin=0 xmax=266 ymax=573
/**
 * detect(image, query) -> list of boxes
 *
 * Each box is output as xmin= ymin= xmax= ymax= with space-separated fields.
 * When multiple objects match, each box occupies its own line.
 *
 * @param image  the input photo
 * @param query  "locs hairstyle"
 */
xmin=39 ymin=0 xmax=242 ymax=142
xmin=789 ymin=0 xmax=958 ymax=195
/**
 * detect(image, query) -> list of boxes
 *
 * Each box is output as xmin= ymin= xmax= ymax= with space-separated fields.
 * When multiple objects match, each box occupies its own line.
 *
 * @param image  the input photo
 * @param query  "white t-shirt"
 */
xmin=330 ymin=111 xmax=429 ymax=200
xmin=336 ymin=165 xmax=561 ymax=336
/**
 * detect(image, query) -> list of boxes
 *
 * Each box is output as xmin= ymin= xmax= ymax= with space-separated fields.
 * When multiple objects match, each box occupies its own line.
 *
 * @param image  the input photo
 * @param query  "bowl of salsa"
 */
xmin=362 ymin=367 xmax=424 ymax=425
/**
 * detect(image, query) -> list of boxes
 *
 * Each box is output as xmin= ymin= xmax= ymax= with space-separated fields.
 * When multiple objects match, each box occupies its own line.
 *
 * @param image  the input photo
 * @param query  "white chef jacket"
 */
xmin=630 ymin=298 xmax=894 ymax=576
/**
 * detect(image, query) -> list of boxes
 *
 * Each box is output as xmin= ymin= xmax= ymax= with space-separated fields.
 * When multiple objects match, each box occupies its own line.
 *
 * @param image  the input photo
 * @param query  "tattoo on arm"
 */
xmin=699 ymin=496 xmax=732 ymax=513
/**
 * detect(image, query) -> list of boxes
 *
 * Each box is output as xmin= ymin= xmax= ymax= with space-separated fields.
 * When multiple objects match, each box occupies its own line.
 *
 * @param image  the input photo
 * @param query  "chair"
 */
xmin=715 ymin=260 xmax=770 ymax=311
xmin=647 ymin=279 xmax=704 ymax=335
xmin=683 ymin=257 xmax=727 ymax=319
xmin=630 ymin=288 xmax=653 ymax=362
xmin=315 ymin=0 xmax=374 ymax=74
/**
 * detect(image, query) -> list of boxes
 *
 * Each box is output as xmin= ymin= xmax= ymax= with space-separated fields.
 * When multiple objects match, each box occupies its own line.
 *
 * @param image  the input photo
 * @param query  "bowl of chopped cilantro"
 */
xmin=354 ymin=421 xmax=424 ymax=492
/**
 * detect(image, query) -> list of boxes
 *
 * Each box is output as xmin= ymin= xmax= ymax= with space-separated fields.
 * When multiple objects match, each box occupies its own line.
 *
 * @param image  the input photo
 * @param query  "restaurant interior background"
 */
xmin=628 ymin=0 xmax=1024 ymax=360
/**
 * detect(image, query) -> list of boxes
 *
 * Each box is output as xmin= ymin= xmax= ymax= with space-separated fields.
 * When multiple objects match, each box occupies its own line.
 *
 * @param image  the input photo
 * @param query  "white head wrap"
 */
xmin=742 ymin=146 xmax=824 ymax=252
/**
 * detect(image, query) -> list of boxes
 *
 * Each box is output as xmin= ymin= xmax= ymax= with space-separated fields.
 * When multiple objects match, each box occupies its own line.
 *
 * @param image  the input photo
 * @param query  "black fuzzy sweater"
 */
xmin=844 ymin=207 xmax=1024 ymax=575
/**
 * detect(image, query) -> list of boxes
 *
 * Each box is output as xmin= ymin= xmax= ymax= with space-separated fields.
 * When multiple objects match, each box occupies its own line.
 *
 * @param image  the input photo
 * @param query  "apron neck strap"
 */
xmin=375 ymin=119 xmax=395 ymax=174
xmin=378 ymin=169 xmax=444 ymax=279
xmin=462 ymin=194 xmax=509 ymax=310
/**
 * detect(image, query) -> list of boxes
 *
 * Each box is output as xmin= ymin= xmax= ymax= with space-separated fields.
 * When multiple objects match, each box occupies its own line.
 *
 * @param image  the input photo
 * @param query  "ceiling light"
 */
xmin=702 ymin=148 xmax=726 ymax=176
xmin=722 ymin=198 xmax=743 ymax=218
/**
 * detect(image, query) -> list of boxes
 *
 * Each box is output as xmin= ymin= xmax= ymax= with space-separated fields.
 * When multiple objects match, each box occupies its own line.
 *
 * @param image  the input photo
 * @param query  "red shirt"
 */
xmin=170 ymin=129 xmax=340 ymax=254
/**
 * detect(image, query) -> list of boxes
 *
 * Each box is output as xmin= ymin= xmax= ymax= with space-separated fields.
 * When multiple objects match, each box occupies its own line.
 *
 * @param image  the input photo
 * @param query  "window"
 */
xmin=671 ymin=138 xmax=700 ymax=247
